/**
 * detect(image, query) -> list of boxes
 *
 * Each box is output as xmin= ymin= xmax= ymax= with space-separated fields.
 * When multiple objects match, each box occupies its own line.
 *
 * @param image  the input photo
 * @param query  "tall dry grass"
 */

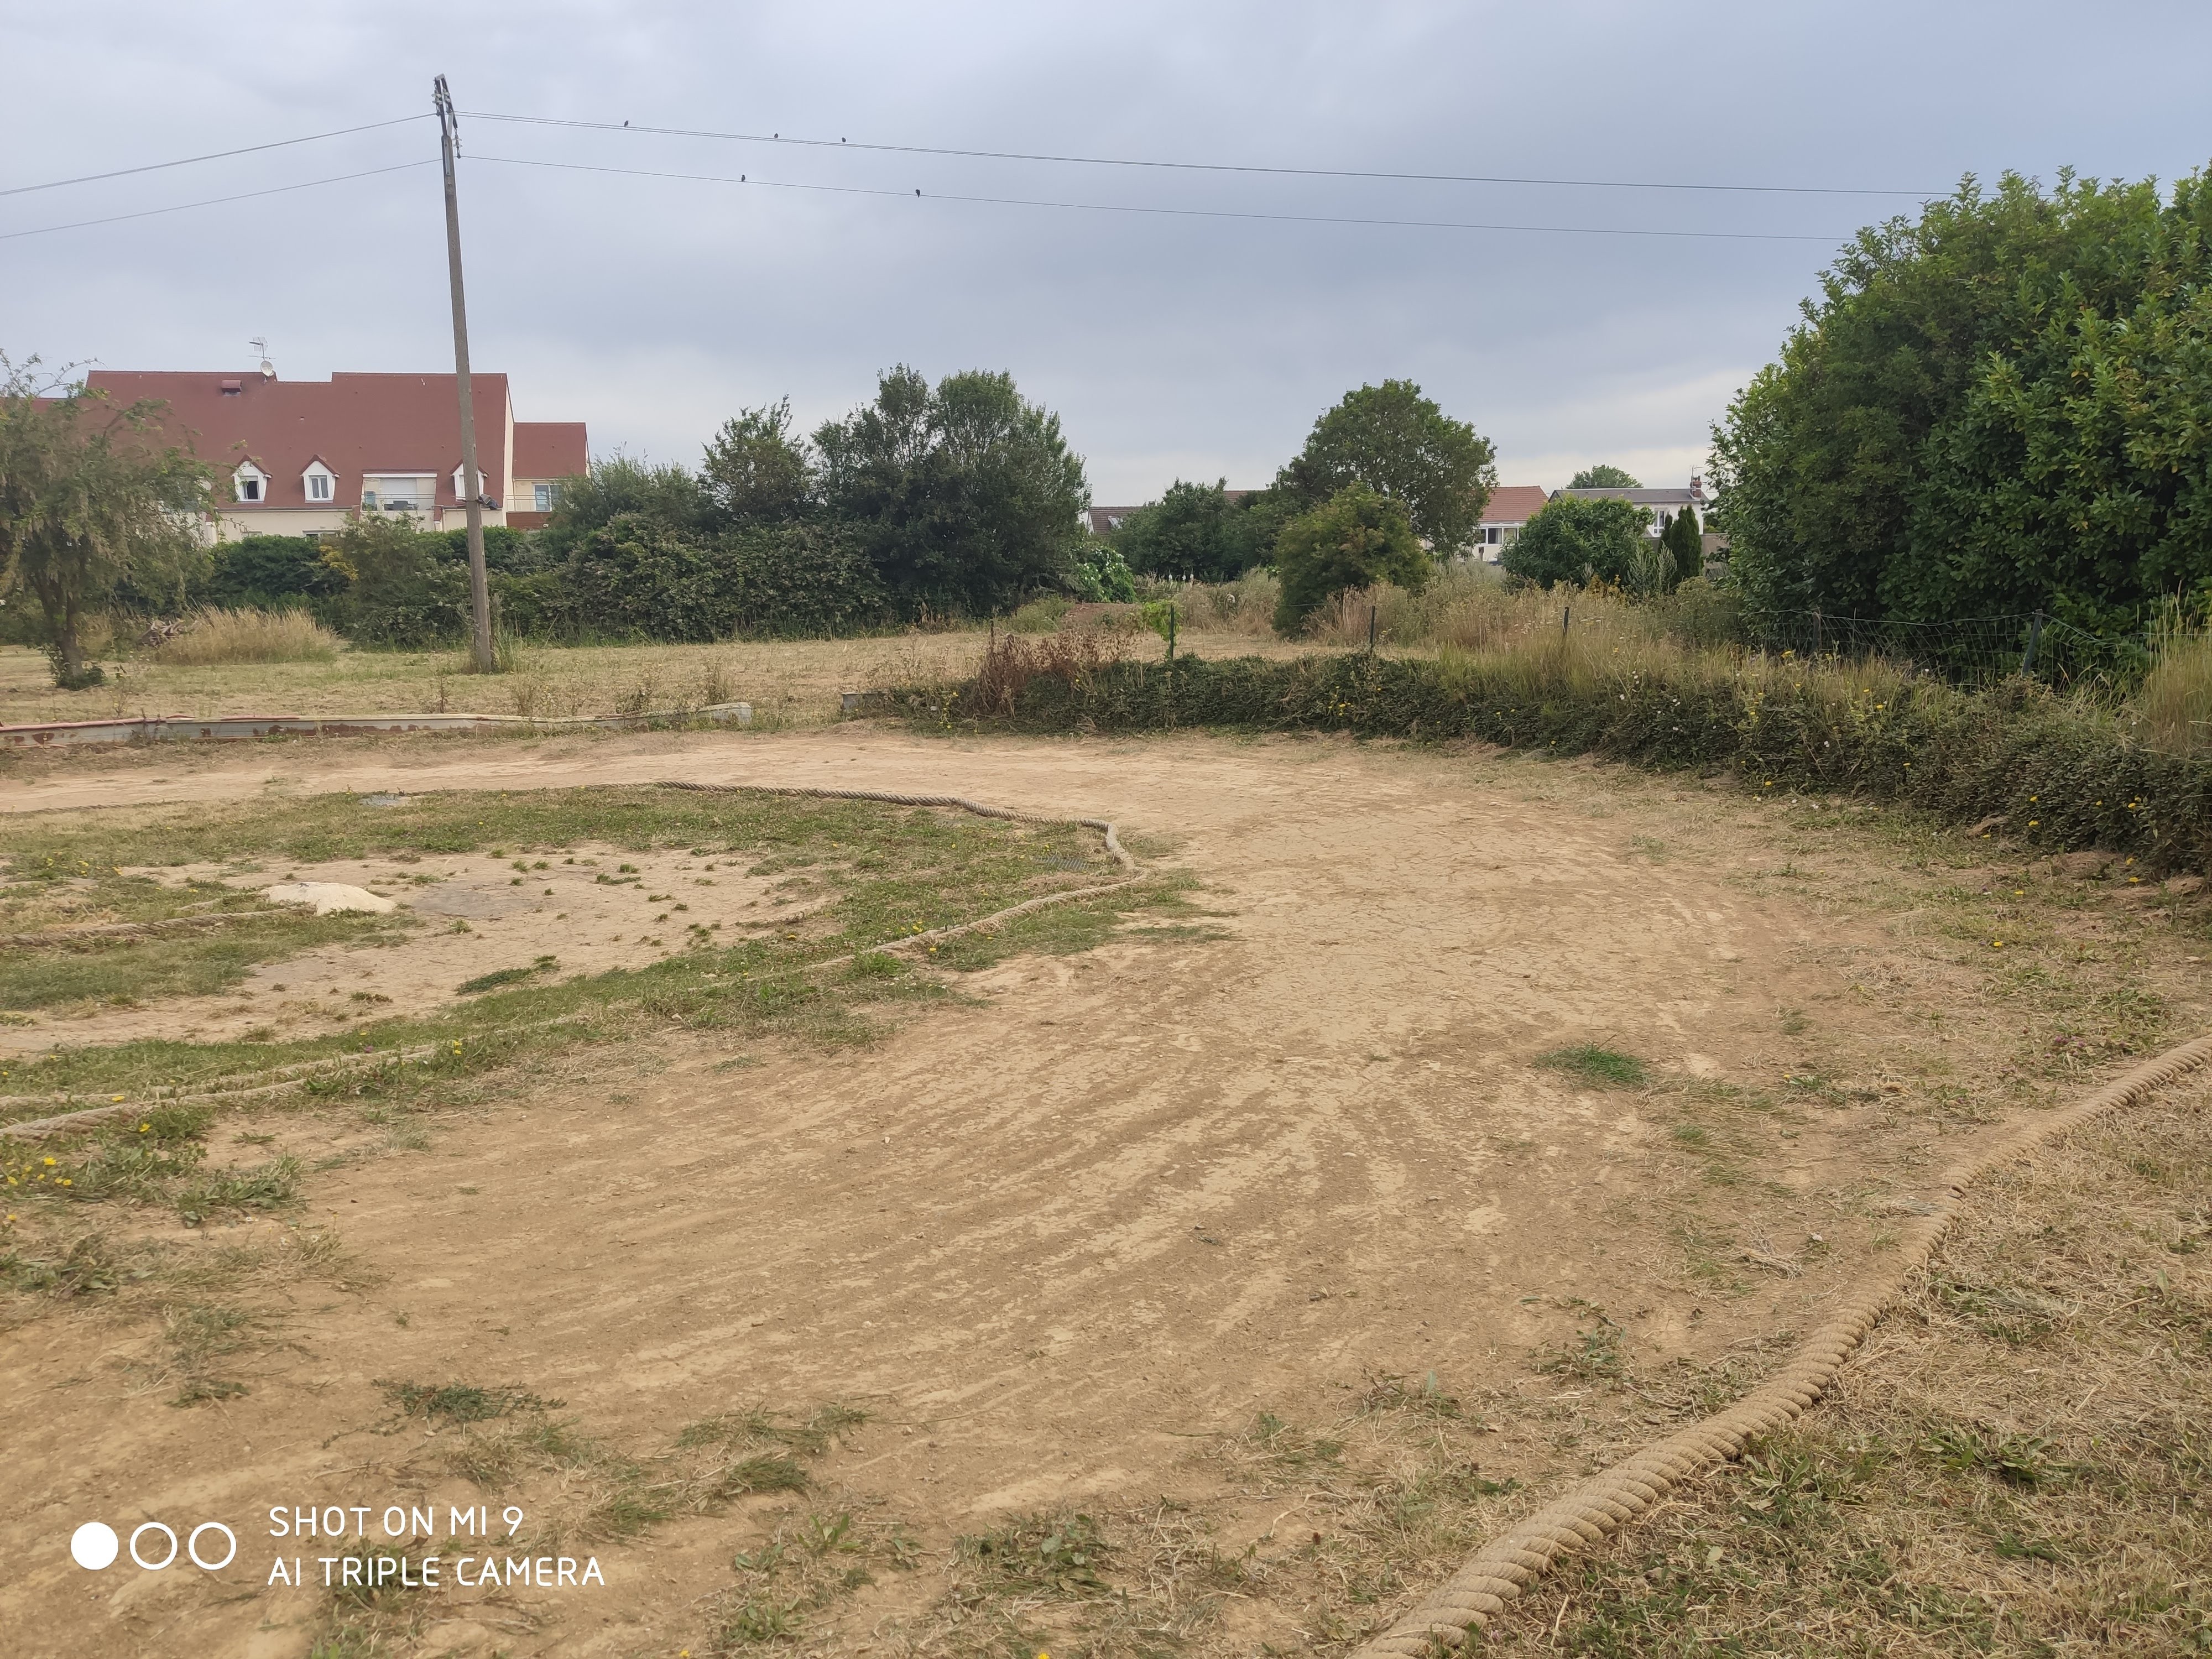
xmin=2134 ymin=618 xmax=2212 ymax=758
xmin=152 ymin=607 xmax=342 ymax=666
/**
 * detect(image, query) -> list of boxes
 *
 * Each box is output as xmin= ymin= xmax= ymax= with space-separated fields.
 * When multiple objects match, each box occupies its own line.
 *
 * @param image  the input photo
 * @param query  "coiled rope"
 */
xmin=1354 ymin=1030 xmax=2212 ymax=1658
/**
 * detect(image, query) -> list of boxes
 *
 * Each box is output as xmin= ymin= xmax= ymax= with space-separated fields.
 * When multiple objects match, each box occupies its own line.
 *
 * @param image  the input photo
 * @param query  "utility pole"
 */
xmin=434 ymin=75 xmax=495 ymax=674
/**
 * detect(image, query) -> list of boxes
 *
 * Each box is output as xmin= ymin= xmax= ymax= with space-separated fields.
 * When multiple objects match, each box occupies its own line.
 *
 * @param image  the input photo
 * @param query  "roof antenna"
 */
xmin=249 ymin=336 xmax=273 ymax=379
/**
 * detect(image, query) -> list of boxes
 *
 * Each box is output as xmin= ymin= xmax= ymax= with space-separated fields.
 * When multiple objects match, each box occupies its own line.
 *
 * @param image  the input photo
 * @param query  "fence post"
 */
xmin=1166 ymin=607 xmax=1177 ymax=665
xmin=1368 ymin=604 xmax=1378 ymax=655
xmin=2023 ymin=609 xmax=2043 ymax=674
xmin=1812 ymin=608 xmax=1822 ymax=658
xmin=1563 ymin=606 xmax=1572 ymax=637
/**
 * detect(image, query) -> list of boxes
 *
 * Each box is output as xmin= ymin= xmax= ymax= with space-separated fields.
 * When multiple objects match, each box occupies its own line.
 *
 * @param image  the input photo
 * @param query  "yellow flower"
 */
xmin=1991 ymin=940 xmax=2005 ymax=949
xmin=111 ymin=1094 xmax=124 ymax=1103
xmin=41 ymin=1157 xmax=56 ymax=1168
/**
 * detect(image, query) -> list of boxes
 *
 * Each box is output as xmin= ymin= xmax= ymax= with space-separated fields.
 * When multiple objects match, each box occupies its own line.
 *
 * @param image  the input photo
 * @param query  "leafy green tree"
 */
xmin=815 ymin=366 xmax=1088 ymax=616
xmin=702 ymin=399 xmax=816 ymax=528
xmin=0 ymin=356 xmax=211 ymax=686
xmin=1567 ymin=464 xmax=1642 ymax=489
xmin=1272 ymin=484 xmax=1427 ymax=634
xmin=1713 ymin=168 xmax=2212 ymax=637
xmin=1113 ymin=478 xmax=1271 ymax=580
xmin=1276 ymin=380 xmax=1495 ymax=556
xmin=540 ymin=454 xmax=711 ymax=551
xmin=1662 ymin=503 xmax=1703 ymax=583
xmin=1500 ymin=496 xmax=1650 ymax=589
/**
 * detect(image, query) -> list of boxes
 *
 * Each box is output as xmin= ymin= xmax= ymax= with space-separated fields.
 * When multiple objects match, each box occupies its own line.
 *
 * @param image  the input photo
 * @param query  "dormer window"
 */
xmin=234 ymin=461 xmax=268 ymax=504
xmin=303 ymin=460 xmax=336 ymax=503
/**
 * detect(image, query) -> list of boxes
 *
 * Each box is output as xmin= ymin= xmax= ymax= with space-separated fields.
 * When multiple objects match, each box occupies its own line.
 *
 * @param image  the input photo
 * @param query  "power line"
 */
xmin=0 ymin=161 xmax=436 ymax=242
xmin=468 ymin=153 xmax=1850 ymax=243
xmin=462 ymin=108 xmax=1944 ymax=199
xmin=0 ymin=114 xmax=429 ymax=200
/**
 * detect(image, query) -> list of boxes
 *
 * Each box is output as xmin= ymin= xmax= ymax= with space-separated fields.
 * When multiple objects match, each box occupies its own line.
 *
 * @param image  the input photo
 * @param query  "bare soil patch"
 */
xmin=0 ymin=727 xmax=2205 ymax=1657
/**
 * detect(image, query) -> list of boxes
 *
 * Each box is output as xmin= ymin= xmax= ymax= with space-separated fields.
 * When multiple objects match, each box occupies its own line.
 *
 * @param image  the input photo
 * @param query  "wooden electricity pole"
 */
xmin=434 ymin=75 xmax=496 ymax=674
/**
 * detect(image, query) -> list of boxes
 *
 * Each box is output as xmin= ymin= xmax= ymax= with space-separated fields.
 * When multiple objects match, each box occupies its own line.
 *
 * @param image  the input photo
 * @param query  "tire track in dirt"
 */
xmin=0 ymin=728 xmax=2078 ymax=1656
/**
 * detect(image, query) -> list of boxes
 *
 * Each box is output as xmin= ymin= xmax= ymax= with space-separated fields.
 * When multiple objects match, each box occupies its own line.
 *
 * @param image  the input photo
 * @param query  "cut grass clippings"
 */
xmin=1536 ymin=1045 xmax=1649 ymax=1088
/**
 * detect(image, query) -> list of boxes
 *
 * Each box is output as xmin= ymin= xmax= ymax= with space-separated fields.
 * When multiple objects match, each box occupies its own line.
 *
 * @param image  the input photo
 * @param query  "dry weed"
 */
xmin=152 ymin=606 xmax=342 ymax=665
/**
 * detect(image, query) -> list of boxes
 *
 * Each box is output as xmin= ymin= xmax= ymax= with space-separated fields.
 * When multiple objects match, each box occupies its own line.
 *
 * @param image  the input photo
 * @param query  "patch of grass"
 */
xmin=1475 ymin=1079 xmax=2212 ymax=1656
xmin=954 ymin=1510 xmax=1114 ymax=1597
xmin=0 ymin=786 xmax=1168 ymax=1104
xmin=1535 ymin=1044 xmax=1648 ymax=1089
xmin=376 ymin=1378 xmax=561 ymax=1425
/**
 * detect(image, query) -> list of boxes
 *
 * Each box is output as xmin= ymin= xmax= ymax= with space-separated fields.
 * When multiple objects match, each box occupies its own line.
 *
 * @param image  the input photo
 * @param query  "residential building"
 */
xmin=82 ymin=365 xmax=588 ymax=538
xmin=1472 ymin=486 xmax=1553 ymax=562
xmin=1086 ymin=488 xmax=1253 ymax=538
xmin=1549 ymin=475 xmax=1710 ymax=539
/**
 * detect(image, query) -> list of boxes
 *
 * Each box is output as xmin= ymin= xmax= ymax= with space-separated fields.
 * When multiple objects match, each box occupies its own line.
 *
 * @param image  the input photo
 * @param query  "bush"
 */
xmin=556 ymin=516 xmax=888 ymax=642
xmin=1273 ymin=484 xmax=1427 ymax=635
xmin=201 ymin=535 xmax=348 ymax=613
xmin=897 ymin=648 xmax=2212 ymax=873
xmin=1501 ymin=496 xmax=1651 ymax=588
xmin=152 ymin=607 xmax=342 ymax=665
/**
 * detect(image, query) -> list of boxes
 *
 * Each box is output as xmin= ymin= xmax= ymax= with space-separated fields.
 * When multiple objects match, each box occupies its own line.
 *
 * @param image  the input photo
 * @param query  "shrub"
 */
xmin=899 ymin=645 xmax=2212 ymax=873
xmin=152 ymin=607 xmax=342 ymax=665
xmin=552 ymin=516 xmax=889 ymax=643
xmin=1501 ymin=495 xmax=1651 ymax=588
xmin=1273 ymin=484 xmax=1427 ymax=635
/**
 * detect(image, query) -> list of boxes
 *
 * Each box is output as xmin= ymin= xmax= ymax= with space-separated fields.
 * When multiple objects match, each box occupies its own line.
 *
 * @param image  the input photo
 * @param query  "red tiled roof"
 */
xmin=1479 ymin=485 xmax=1552 ymax=525
xmin=81 ymin=370 xmax=525 ymax=512
xmin=513 ymin=421 xmax=587 ymax=479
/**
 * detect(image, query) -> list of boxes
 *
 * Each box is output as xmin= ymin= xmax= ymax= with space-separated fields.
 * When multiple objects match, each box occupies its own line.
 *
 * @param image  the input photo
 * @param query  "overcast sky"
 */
xmin=6 ymin=2 xmax=2208 ymax=502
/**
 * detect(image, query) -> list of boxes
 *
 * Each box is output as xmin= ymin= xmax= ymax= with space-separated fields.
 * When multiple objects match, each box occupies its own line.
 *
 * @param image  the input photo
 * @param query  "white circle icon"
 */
xmin=70 ymin=1522 xmax=119 ymax=1571
xmin=189 ymin=1522 xmax=238 ymax=1571
xmin=129 ymin=1522 xmax=179 ymax=1571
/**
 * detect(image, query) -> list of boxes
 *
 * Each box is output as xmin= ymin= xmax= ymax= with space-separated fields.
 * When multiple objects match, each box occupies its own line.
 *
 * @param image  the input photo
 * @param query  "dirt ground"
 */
xmin=3 ymin=843 xmax=822 ymax=1056
xmin=1 ymin=724 xmax=2205 ymax=1658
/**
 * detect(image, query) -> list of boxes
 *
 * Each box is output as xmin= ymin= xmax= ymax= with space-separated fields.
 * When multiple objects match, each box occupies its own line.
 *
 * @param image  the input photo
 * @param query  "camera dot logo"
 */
xmin=70 ymin=1522 xmax=119 ymax=1571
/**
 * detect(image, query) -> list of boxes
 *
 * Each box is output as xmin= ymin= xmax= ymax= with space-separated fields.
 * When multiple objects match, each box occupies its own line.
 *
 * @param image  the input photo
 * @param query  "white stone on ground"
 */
xmin=260 ymin=882 xmax=397 ymax=915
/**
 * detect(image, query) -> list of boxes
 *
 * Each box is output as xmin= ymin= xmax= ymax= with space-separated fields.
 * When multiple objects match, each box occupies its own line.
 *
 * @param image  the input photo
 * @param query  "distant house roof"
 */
xmin=1087 ymin=487 xmax=1254 ymax=537
xmin=1478 ymin=485 xmax=1552 ymax=525
xmin=514 ymin=421 xmax=587 ymax=479
xmin=79 ymin=369 xmax=540 ymax=512
xmin=1553 ymin=486 xmax=1700 ymax=510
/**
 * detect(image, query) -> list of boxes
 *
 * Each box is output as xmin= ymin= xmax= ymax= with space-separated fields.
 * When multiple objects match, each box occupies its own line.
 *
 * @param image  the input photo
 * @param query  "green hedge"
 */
xmin=890 ymin=650 xmax=2212 ymax=873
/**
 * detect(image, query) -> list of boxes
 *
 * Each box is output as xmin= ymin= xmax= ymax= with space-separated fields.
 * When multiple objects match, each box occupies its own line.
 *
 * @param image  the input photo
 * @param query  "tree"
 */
xmin=0 ymin=356 xmax=210 ymax=687
xmin=1277 ymin=380 xmax=1495 ymax=556
xmin=1712 ymin=168 xmax=2212 ymax=638
xmin=1113 ymin=479 xmax=1271 ymax=580
xmin=702 ymin=399 xmax=816 ymax=528
xmin=815 ymin=366 xmax=1088 ymax=616
xmin=1662 ymin=503 xmax=1703 ymax=583
xmin=540 ymin=454 xmax=711 ymax=549
xmin=1500 ymin=496 xmax=1650 ymax=589
xmin=1272 ymin=484 xmax=1427 ymax=634
xmin=1567 ymin=464 xmax=1641 ymax=489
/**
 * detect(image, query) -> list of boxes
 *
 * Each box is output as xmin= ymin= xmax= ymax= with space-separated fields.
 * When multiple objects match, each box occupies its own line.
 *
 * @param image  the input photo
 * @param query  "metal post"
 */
xmin=435 ymin=76 xmax=495 ymax=675
xmin=1368 ymin=603 xmax=1378 ymax=655
xmin=2023 ymin=609 xmax=2043 ymax=674
xmin=1562 ymin=606 xmax=1571 ymax=636
xmin=1166 ymin=607 xmax=1176 ymax=664
xmin=1812 ymin=608 xmax=1822 ymax=659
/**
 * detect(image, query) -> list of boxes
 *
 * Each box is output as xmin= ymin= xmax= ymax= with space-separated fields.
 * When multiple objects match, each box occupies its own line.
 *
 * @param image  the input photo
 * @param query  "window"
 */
xmin=305 ymin=469 xmax=333 ymax=503
xmin=241 ymin=477 xmax=261 ymax=502
xmin=533 ymin=482 xmax=560 ymax=512
xmin=364 ymin=475 xmax=434 ymax=511
xmin=234 ymin=463 xmax=267 ymax=504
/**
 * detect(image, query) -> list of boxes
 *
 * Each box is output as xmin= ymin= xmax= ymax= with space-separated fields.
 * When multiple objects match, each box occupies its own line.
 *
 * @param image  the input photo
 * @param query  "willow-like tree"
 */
xmin=0 ymin=356 xmax=210 ymax=687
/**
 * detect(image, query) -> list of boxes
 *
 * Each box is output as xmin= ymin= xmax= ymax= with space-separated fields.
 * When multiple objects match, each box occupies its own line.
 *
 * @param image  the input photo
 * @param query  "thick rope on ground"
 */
xmin=1354 ymin=1031 xmax=2212 ymax=1658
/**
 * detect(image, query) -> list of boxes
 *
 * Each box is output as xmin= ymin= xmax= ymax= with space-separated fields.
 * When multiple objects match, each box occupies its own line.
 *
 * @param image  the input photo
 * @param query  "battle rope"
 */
xmin=1354 ymin=1030 xmax=2212 ymax=1657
